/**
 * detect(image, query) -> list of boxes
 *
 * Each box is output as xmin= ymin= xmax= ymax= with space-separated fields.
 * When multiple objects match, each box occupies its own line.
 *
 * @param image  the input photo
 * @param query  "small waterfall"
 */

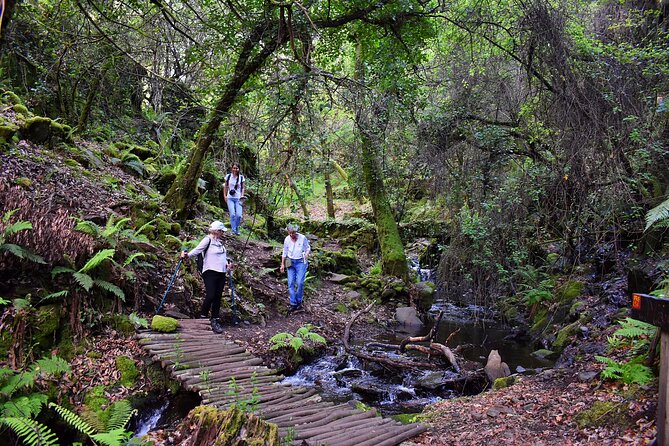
xmin=409 ymin=258 xmax=434 ymax=282
xmin=134 ymin=401 xmax=169 ymax=438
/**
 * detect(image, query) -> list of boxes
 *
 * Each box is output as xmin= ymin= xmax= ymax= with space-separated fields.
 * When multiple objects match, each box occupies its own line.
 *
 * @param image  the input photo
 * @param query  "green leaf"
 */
xmin=645 ymin=197 xmax=669 ymax=231
xmin=0 ymin=416 xmax=59 ymax=446
xmin=79 ymin=249 xmax=116 ymax=273
xmin=290 ymin=337 xmax=304 ymax=353
xmin=4 ymin=221 xmax=33 ymax=237
xmin=40 ymin=290 xmax=69 ymax=302
xmin=91 ymin=427 xmax=128 ymax=446
xmin=123 ymin=252 xmax=145 ymax=267
xmin=2 ymin=209 xmax=19 ymax=223
xmin=49 ymin=403 xmax=96 ymax=436
xmin=1 ymin=394 xmax=48 ymax=418
xmin=129 ymin=312 xmax=148 ymax=329
xmin=94 ymin=280 xmax=125 ymax=301
xmin=75 ymin=220 xmax=101 ymax=237
xmin=73 ymin=272 xmax=94 ymax=291
xmin=51 ymin=266 xmax=76 ymax=277
xmin=106 ymin=400 xmax=134 ymax=430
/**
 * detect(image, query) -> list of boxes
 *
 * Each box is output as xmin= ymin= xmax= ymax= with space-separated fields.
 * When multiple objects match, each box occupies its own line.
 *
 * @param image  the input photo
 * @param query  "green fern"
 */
xmin=123 ymin=252 xmax=145 ymax=267
xmin=92 ymin=427 xmax=129 ymax=446
xmin=645 ymin=197 xmax=669 ymax=231
xmin=105 ymin=400 xmax=135 ymax=430
xmin=49 ymin=402 xmax=96 ymax=436
xmin=34 ymin=355 xmax=71 ymax=376
xmin=1 ymin=394 xmax=48 ymax=418
xmin=93 ymin=280 xmax=125 ymax=301
xmin=613 ymin=317 xmax=657 ymax=339
xmin=79 ymin=249 xmax=116 ymax=273
xmin=75 ymin=219 xmax=102 ymax=237
xmin=0 ymin=416 xmax=59 ymax=446
xmin=596 ymin=355 xmax=655 ymax=385
xmin=129 ymin=312 xmax=148 ymax=329
xmin=289 ymin=337 xmax=305 ymax=353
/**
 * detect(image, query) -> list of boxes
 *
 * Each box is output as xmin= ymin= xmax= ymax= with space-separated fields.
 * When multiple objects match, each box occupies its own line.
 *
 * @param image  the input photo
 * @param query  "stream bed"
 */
xmin=282 ymin=301 xmax=553 ymax=415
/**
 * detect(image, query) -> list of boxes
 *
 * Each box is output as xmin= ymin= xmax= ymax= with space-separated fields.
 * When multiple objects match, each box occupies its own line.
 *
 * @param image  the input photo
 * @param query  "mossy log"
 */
xmin=176 ymin=405 xmax=280 ymax=446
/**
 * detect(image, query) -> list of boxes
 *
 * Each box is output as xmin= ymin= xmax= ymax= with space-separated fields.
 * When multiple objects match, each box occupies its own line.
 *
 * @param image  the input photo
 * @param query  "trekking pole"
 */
xmin=156 ymin=255 xmax=184 ymax=314
xmin=229 ymin=273 xmax=238 ymax=325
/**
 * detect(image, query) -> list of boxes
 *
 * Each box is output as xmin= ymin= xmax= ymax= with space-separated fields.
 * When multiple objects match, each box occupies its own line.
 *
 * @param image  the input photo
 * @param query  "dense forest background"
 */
xmin=2 ymin=0 xmax=668 ymax=300
xmin=1 ymin=0 xmax=669 ymax=444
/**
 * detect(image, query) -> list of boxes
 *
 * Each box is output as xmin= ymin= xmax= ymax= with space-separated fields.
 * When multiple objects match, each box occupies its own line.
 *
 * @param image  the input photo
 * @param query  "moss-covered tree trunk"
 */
xmin=164 ymin=21 xmax=287 ymax=219
xmin=325 ymin=165 xmax=335 ymax=218
xmin=353 ymin=35 xmax=408 ymax=281
xmin=358 ymin=129 xmax=409 ymax=280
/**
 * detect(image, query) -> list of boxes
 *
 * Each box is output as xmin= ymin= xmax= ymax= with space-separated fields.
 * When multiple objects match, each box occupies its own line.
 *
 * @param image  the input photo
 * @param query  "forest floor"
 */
xmin=2 ymin=137 xmax=659 ymax=445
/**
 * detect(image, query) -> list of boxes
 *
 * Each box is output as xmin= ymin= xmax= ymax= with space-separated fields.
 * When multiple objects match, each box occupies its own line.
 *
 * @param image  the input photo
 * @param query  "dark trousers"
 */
xmin=201 ymin=270 xmax=226 ymax=319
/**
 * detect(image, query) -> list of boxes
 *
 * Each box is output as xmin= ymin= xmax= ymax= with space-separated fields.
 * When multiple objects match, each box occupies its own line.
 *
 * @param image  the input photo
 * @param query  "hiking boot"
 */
xmin=211 ymin=318 xmax=224 ymax=334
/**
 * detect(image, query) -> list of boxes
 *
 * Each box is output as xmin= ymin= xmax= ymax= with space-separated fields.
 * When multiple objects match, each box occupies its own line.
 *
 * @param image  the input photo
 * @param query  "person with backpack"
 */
xmin=180 ymin=220 xmax=232 ymax=333
xmin=279 ymin=223 xmax=310 ymax=313
xmin=223 ymin=162 xmax=245 ymax=235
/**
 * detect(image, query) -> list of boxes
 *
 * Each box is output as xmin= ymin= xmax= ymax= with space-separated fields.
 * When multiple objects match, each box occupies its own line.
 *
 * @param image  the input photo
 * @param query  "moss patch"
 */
xmin=574 ymin=401 xmax=631 ymax=429
xmin=115 ymin=355 xmax=140 ymax=387
xmin=493 ymin=376 xmax=516 ymax=390
xmin=151 ymin=315 xmax=179 ymax=332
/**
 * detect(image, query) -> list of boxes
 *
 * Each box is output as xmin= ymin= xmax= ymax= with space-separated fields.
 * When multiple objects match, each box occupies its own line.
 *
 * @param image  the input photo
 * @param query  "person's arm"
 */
xmin=240 ymin=176 xmax=245 ymax=198
xmin=280 ymin=238 xmax=289 ymax=272
xmin=223 ymin=175 xmax=229 ymax=201
xmin=302 ymin=235 xmax=310 ymax=260
xmin=181 ymin=236 xmax=210 ymax=259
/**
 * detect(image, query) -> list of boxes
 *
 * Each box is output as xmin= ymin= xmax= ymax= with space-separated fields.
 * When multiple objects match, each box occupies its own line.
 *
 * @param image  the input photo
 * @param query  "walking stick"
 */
xmin=229 ymin=273 xmax=238 ymax=325
xmin=156 ymin=256 xmax=183 ymax=314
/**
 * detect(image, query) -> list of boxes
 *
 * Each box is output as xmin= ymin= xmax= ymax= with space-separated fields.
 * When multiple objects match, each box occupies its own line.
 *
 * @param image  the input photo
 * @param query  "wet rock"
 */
xmin=531 ymin=349 xmax=558 ymax=360
xmin=414 ymin=371 xmax=449 ymax=390
xmin=351 ymin=381 xmax=385 ymax=399
xmin=484 ymin=350 xmax=510 ymax=382
xmin=327 ymin=273 xmax=351 ymax=283
xmin=395 ymin=307 xmax=423 ymax=327
xmin=333 ymin=368 xmax=363 ymax=380
xmin=578 ymin=371 xmax=599 ymax=382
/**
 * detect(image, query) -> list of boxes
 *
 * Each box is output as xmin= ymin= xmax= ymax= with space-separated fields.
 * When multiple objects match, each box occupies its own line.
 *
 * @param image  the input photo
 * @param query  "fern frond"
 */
xmin=296 ymin=326 xmax=313 ymax=337
xmin=51 ymin=266 xmax=76 ymax=277
xmin=135 ymin=219 xmax=157 ymax=236
xmin=4 ymin=221 xmax=32 ymax=237
xmin=290 ymin=337 xmax=304 ymax=353
xmin=613 ymin=318 xmax=657 ymax=338
xmin=103 ymin=217 xmax=131 ymax=239
xmin=0 ymin=416 xmax=59 ymax=446
xmin=75 ymin=220 xmax=102 ymax=237
xmin=645 ymin=197 xmax=669 ymax=231
xmin=106 ymin=400 xmax=134 ymax=431
xmin=2 ymin=209 xmax=19 ymax=223
xmin=73 ymin=272 xmax=94 ymax=291
xmin=80 ymin=409 xmax=107 ymax=434
xmin=129 ymin=313 xmax=148 ymax=329
xmin=40 ymin=290 xmax=69 ymax=302
xmin=0 ymin=370 xmax=38 ymax=396
xmin=303 ymin=332 xmax=326 ymax=345
xmin=49 ymin=402 xmax=96 ymax=436
xmin=2 ymin=394 xmax=48 ymax=418
xmin=93 ymin=280 xmax=125 ymax=301
xmin=0 ymin=243 xmax=45 ymax=263
xmin=92 ymin=427 xmax=128 ymax=446
xmin=34 ymin=355 xmax=71 ymax=376
xmin=123 ymin=252 xmax=145 ymax=267
xmin=79 ymin=249 xmax=116 ymax=273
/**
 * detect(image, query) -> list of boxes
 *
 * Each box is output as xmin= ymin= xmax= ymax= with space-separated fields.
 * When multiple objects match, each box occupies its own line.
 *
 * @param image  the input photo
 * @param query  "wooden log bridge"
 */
xmin=136 ymin=319 xmax=426 ymax=445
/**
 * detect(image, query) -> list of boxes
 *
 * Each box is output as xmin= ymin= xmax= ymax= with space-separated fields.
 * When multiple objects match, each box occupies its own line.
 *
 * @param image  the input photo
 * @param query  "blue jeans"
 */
xmin=286 ymin=258 xmax=307 ymax=306
xmin=227 ymin=197 xmax=242 ymax=234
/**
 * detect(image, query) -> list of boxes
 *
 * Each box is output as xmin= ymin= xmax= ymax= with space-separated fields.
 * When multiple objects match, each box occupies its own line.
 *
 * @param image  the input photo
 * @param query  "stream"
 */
xmin=282 ymin=303 xmax=553 ymax=415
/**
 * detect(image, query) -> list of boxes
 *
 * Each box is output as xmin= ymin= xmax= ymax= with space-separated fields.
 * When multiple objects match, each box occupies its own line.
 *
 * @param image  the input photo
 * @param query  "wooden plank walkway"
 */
xmin=137 ymin=318 xmax=426 ymax=446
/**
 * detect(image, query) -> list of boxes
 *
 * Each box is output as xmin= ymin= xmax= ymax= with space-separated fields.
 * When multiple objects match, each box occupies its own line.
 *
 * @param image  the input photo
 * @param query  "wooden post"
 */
xmin=632 ymin=293 xmax=669 ymax=446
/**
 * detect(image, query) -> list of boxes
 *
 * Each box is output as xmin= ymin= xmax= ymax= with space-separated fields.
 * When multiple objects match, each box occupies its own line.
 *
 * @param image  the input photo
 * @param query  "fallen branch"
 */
xmin=399 ymin=310 xmax=444 ymax=353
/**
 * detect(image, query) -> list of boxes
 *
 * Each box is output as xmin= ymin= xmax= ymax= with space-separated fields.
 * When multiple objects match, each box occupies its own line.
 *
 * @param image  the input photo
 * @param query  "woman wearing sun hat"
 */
xmin=181 ymin=220 xmax=232 ymax=333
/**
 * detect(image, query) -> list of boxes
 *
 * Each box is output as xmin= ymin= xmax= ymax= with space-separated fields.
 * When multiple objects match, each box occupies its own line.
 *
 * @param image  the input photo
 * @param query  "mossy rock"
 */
xmin=153 ymin=170 xmax=177 ymax=195
xmin=574 ymin=401 xmax=631 ymax=429
xmin=0 ymin=123 xmax=19 ymax=143
xmin=414 ymin=281 xmax=436 ymax=312
xmin=391 ymin=413 xmax=421 ymax=424
xmin=32 ymin=304 xmax=62 ymax=350
xmin=556 ymin=280 xmax=584 ymax=304
xmin=530 ymin=307 xmax=549 ymax=335
xmin=128 ymin=144 xmax=155 ymax=161
xmin=2 ymin=90 xmax=24 ymax=106
xmin=12 ymin=104 xmax=29 ymax=115
xmin=151 ymin=315 xmax=179 ymax=332
xmin=552 ymin=321 xmax=580 ymax=352
xmin=115 ymin=356 xmax=140 ymax=387
xmin=492 ymin=376 xmax=516 ymax=390
xmin=20 ymin=116 xmax=52 ymax=144
xmin=84 ymin=385 xmax=109 ymax=413
xmin=110 ymin=314 xmax=136 ymax=336
xmin=314 ymin=248 xmax=361 ymax=275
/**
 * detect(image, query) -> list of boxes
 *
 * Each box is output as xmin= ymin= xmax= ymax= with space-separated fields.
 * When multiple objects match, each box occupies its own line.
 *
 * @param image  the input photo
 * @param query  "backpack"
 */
xmin=194 ymin=237 xmax=212 ymax=275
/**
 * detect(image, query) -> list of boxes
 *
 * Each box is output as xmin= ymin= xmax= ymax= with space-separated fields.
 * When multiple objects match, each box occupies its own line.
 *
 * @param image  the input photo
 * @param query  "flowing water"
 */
xmin=283 ymin=261 xmax=552 ymax=415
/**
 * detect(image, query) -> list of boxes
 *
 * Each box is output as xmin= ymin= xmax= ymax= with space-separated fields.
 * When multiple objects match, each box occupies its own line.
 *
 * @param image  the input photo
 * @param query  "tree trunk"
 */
xmin=353 ymin=37 xmax=409 ymax=281
xmin=164 ymin=22 xmax=287 ymax=219
xmin=77 ymin=64 xmax=109 ymax=133
xmin=285 ymin=173 xmax=309 ymax=218
xmin=325 ymin=164 xmax=335 ymax=219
